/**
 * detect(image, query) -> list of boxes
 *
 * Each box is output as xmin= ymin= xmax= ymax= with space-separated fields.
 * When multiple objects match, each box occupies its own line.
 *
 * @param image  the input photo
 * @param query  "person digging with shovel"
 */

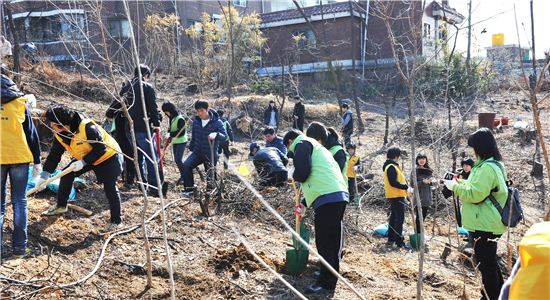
xmin=283 ymin=129 xmax=349 ymax=295
xmin=38 ymin=106 xmax=123 ymax=232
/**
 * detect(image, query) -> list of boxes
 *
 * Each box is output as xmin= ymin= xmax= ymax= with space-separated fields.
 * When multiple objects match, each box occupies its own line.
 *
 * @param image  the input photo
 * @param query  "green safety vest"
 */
xmin=170 ymin=115 xmax=188 ymax=144
xmin=289 ymin=135 xmax=347 ymax=207
xmin=223 ymin=120 xmax=231 ymax=142
xmin=329 ymin=144 xmax=349 ymax=183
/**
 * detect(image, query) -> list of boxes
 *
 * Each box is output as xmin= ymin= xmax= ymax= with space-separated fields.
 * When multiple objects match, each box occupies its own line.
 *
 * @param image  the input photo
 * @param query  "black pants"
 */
xmin=471 ymin=231 xmax=503 ymax=300
xmin=387 ymin=197 xmax=406 ymax=246
xmin=217 ymin=140 xmax=230 ymax=169
xmin=414 ymin=206 xmax=429 ymax=233
xmin=348 ymin=178 xmax=357 ymax=203
xmin=58 ymin=154 xmax=123 ymax=223
xmin=314 ymin=201 xmax=347 ymax=290
xmin=260 ymin=170 xmax=287 ymax=187
xmin=293 ymin=118 xmax=304 ymax=131
xmin=115 ymin=129 xmax=135 ymax=184
xmin=343 ymin=131 xmax=352 ymax=146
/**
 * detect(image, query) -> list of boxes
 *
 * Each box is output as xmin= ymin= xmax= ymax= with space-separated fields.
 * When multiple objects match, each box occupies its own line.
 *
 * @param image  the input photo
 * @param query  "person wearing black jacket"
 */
xmin=283 ymin=129 xmax=349 ymax=294
xmin=383 ymin=147 xmax=413 ymax=249
xmin=1 ymin=66 xmax=42 ymax=257
xmin=161 ymin=101 xmax=187 ymax=184
xmin=217 ymin=109 xmax=233 ymax=170
xmin=119 ymin=64 xmax=164 ymax=197
xmin=249 ymin=143 xmax=288 ymax=187
xmin=263 ymin=100 xmax=279 ymax=129
xmin=38 ymin=106 xmax=123 ymax=231
xmin=105 ymin=100 xmax=135 ymax=187
xmin=292 ymin=96 xmax=305 ymax=131
xmin=341 ymin=103 xmax=353 ymax=145
xmin=306 ymin=122 xmax=347 ymax=172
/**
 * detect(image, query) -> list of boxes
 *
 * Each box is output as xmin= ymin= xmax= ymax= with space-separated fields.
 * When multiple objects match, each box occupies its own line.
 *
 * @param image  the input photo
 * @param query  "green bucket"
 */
xmin=409 ymin=233 xmax=421 ymax=250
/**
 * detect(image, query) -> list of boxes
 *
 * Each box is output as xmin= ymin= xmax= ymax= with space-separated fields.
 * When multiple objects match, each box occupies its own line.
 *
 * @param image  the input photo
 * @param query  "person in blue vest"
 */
xmin=181 ymin=100 xmax=227 ymax=196
xmin=1 ymin=66 xmax=41 ymax=258
xmin=263 ymin=126 xmax=287 ymax=155
xmin=216 ymin=109 xmax=233 ymax=169
xmin=161 ymin=102 xmax=188 ymax=185
xmin=283 ymin=129 xmax=349 ymax=294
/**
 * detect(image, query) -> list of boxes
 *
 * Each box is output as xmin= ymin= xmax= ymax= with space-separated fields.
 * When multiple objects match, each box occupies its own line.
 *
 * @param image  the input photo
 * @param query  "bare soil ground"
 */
xmin=1 ymin=70 xmax=548 ymax=299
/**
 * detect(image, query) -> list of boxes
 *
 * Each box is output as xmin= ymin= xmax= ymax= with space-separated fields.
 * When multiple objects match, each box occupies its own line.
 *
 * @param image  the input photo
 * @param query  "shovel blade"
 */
xmin=292 ymin=219 xmax=310 ymax=249
xmin=285 ymin=248 xmax=309 ymax=275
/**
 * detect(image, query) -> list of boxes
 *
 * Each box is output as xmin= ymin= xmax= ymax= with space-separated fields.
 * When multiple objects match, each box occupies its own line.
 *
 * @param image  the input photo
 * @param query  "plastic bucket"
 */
xmin=409 ymin=233 xmax=421 ymax=250
xmin=494 ymin=119 xmax=501 ymax=127
xmin=478 ymin=113 xmax=496 ymax=129
xmin=501 ymin=117 xmax=509 ymax=125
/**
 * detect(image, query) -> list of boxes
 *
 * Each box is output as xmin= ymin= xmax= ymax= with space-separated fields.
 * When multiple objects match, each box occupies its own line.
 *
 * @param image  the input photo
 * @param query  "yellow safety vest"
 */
xmin=54 ymin=119 xmax=120 ymax=166
xmin=383 ymin=163 xmax=408 ymax=198
xmin=0 ymin=97 xmax=33 ymax=164
xmin=509 ymin=222 xmax=550 ymax=299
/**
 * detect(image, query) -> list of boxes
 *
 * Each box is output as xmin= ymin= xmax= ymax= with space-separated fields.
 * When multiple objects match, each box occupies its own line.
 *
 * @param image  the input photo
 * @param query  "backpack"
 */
xmin=485 ymin=160 xmax=524 ymax=228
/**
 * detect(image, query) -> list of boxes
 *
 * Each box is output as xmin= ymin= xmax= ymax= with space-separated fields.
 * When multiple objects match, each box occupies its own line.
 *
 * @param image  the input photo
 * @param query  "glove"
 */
xmin=208 ymin=132 xmax=217 ymax=141
xmin=33 ymin=171 xmax=50 ymax=191
xmin=294 ymin=203 xmax=306 ymax=217
xmin=164 ymin=132 xmax=170 ymax=139
xmin=407 ymin=187 xmax=414 ymax=195
xmin=443 ymin=179 xmax=458 ymax=191
xmin=71 ymin=160 xmax=85 ymax=172
xmin=32 ymin=164 xmax=43 ymax=178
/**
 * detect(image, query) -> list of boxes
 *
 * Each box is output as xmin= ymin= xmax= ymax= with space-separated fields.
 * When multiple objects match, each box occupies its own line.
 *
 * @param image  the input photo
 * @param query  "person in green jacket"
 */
xmin=443 ymin=128 xmax=507 ymax=300
xmin=283 ymin=129 xmax=349 ymax=295
xmin=161 ymin=102 xmax=188 ymax=185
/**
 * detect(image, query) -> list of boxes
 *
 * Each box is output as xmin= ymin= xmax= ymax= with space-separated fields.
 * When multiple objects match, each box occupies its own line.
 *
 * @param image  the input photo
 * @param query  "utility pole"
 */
xmin=530 ymin=0 xmax=537 ymax=77
xmin=348 ymin=0 xmax=365 ymax=132
xmin=466 ymin=0 xmax=472 ymax=93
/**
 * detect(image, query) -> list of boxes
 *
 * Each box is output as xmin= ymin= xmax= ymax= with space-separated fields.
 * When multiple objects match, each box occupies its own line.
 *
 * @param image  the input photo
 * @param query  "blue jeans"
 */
xmin=1 ymin=163 xmax=29 ymax=254
xmin=128 ymin=130 xmax=163 ymax=193
xmin=173 ymin=143 xmax=187 ymax=182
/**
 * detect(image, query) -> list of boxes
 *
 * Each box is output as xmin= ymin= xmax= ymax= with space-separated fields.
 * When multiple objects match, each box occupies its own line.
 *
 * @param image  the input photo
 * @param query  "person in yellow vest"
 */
xmin=161 ymin=101 xmax=188 ymax=185
xmin=1 ymin=65 xmax=42 ymax=258
xmin=346 ymin=143 xmax=361 ymax=205
xmin=383 ymin=146 xmax=413 ymax=249
xmin=283 ymin=129 xmax=349 ymax=295
xmin=498 ymin=222 xmax=550 ymax=300
xmin=38 ymin=106 xmax=123 ymax=231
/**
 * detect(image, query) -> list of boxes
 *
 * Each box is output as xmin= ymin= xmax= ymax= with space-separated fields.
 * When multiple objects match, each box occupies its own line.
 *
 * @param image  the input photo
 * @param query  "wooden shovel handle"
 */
xmin=27 ymin=164 xmax=76 ymax=197
xmin=67 ymin=204 xmax=93 ymax=216
xmin=291 ymin=180 xmax=301 ymax=237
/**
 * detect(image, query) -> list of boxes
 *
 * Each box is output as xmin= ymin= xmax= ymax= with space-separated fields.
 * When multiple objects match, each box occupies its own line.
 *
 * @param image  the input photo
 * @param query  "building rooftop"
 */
xmin=260 ymin=2 xmax=353 ymax=24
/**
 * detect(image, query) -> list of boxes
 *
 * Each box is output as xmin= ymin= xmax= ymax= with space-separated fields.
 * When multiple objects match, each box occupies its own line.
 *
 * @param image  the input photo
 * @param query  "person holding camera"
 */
xmin=443 ymin=128 xmax=507 ymax=300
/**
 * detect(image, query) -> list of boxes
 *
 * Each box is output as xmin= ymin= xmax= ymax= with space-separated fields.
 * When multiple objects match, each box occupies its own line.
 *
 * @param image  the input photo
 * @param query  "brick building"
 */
xmin=1 ymin=0 xmax=268 ymax=69
xmin=256 ymin=0 xmax=464 ymax=78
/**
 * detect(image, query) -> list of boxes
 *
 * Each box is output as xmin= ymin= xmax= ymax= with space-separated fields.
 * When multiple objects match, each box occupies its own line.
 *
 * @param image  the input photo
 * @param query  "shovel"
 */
xmin=27 ymin=165 xmax=93 ymax=217
xmin=285 ymin=180 xmax=309 ymax=275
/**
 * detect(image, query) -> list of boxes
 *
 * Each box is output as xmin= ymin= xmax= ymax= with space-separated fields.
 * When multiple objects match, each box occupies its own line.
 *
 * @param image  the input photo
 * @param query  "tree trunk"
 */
xmin=4 ymin=4 xmax=21 ymax=83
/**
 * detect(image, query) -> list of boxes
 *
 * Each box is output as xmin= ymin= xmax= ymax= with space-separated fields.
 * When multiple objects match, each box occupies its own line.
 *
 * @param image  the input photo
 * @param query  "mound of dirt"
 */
xmin=209 ymin=243 xmax=281 ymax=278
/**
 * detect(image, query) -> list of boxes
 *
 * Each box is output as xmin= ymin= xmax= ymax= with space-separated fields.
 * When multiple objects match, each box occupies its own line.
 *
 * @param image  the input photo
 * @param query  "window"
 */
xmin=233 ymin=0 xmax=247 ymax=7
xmin=108 ymin=19 xmax=130 ymax=38
xmin=186 ymin=19 xmax=201 ymax=28
xmin=423 ymin=23 xmax=431 ymax=38
xmin=295 ymin=30 xmax=316 ymax=50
